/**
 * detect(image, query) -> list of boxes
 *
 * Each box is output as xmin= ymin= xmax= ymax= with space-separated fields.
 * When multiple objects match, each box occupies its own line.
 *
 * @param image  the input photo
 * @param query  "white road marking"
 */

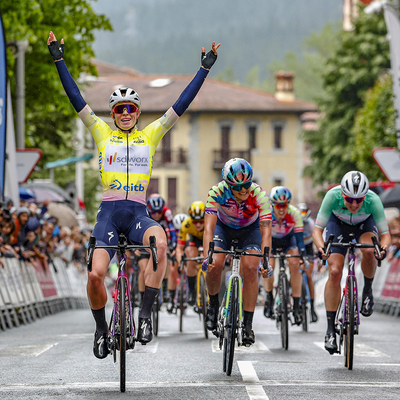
xmin=246 ymin=385 xmax=270 ymax=400
xmin=238 ymin=361 xmax=259 ymax=382
xmin=0 ymin=343 xmax=58 ymax=357
xmin=314 ymin=342 xmax=389 ymax=358
xmin=212 ymin=340 xmax=272 ymax=353
xmin=238 ymin=361 xmax=269 ymax=399
xmin=1 ymin=379 xmax=399 ymax=390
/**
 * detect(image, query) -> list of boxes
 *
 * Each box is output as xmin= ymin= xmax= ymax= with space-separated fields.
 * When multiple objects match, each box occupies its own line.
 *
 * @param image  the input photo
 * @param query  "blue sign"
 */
xmin=0 ymin=12 xmax=7 ymax=199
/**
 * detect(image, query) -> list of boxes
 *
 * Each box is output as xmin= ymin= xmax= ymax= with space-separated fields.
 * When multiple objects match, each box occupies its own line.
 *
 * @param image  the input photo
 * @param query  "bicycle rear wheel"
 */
xmin=225 ymin=277 xmax=238 ymax=376
xmin=118 ymin=278 xmax=127 ymax=392
xmin=301 ymin=278 xmax=308 ymax=332
xmin=200 ymin=273 xmax=208 ymax=339
xmin=179 ymin=275 xmax=185 ymax=332
xmin=280 ymin=274 xmax=289 ymax=350
xmin=344 ymin=276 xmax=355 ymax=370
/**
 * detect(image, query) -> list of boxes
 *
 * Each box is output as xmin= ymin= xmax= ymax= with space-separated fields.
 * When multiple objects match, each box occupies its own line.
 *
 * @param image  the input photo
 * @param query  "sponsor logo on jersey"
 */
xmin=109 ymin=179 xmax=145 ymax=192
xmin=104 ymin=144 xmax=150 ymax=175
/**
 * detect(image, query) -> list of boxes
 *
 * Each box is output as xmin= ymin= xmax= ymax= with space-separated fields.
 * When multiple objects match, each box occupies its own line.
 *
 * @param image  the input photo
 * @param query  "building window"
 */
xmin=273 ymin=178 xmax=283 ymax=186
xmin=147 ymin=178 xmax=159 ymax=196
xmin=221 ymin=125 xmax=231 ymax=159
xmin=168 ymin=177 xmax=177 ymax=212
xmin=248 ymin=125 xmax=257 ymax=150
xmin=274 ymin=125 xmax=283 ymax=149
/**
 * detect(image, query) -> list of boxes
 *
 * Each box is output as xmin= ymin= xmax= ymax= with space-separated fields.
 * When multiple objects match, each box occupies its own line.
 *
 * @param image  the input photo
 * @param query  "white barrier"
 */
xmin=0 ymin=256 xmax=88 ymax=331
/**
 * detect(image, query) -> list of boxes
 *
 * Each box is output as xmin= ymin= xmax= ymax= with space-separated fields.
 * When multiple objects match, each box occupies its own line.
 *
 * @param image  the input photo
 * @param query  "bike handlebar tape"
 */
xmin=208 ymin=241 xmax=215 ymax=265
xmin=87 ymin=236 xmax=96 ymax=272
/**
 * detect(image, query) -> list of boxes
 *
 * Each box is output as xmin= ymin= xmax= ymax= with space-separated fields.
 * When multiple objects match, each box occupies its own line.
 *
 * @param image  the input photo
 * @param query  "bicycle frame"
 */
xmin=87 ymin=233 xmax=158 ymax=392
xmin=223 ymin=255 xmax=244 ymax=345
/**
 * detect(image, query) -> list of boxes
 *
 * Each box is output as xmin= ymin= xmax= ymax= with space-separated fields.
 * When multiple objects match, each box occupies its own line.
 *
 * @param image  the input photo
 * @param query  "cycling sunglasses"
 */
xmin=229 ymin=181 xmax=252 ymax=191
xmin=344 ymin=195 xmax=365 ymax=204
xmin=273 ymin=203 xmax=289 ymax=209
xmin=113 ymin=103 xmax=139 ymax=114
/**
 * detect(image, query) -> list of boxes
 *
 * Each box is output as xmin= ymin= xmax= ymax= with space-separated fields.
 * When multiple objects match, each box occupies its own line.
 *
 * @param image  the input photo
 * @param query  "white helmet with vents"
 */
xmin=109 ymin=87 xmax=141 ymax=110
xmin=341 ymin=171 xmax=369 ymax=198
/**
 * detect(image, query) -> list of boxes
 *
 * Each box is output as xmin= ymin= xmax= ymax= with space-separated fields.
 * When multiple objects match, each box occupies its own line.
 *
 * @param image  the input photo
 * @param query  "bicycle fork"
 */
xmin=223 ymin=259 xmax=244 ymax=346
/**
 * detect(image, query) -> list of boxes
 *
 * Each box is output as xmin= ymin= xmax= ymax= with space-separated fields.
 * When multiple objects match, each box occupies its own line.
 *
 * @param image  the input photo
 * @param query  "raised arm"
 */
xmin=47 ymin=31 xmax=86 ymax=113
xmin=171 ymin=42 xmax=221 ymax=117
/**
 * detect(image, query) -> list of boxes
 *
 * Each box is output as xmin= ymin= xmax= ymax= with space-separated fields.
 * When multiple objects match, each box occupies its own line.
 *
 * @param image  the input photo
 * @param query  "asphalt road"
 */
xmin=0 ymin=302 xmax=399 ymax=400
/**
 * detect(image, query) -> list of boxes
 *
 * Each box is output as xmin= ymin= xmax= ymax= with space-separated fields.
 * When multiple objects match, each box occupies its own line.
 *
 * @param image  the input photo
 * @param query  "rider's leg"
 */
xmin=241 ymin=252 xmax=260 ymax=312
xmin=88 ymin=248 xmax=111 ymax=333
xmin=306 ymin=264 xmax=318 ymax=321
xmin=139 ymin=226 xmax=168 ymax=319
xmin=138 ymin=258 xmax=147 ymax=305
xmin=205 ymin=252 xmax=225 ymax=330
xmin=287 ymin=248 xmax=302 ymax=323
xmin=324 ymin=253 xmax=345 ymax=334
xmin=186 ymin=245 xmax=199 ymax=305
xmin=359 ymin=232 xmax=378 ymax=316
xmin=262 ymin=258 xmax=275 ymax=318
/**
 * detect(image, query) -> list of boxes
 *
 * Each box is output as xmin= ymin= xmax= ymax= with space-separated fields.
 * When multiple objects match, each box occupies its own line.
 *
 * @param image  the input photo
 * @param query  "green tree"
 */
xmin=303 ymin=8 xmax=390 ymax=185
xmin=1 ymin=0 xmax=111 ymax=221
xmin=352 ymin=73 xmax=396 ymax=181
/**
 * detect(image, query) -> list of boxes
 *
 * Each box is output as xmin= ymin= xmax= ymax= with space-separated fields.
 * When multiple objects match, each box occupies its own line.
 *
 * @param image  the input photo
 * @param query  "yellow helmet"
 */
xmin=188 ymin=201 xmax=205 ymax=220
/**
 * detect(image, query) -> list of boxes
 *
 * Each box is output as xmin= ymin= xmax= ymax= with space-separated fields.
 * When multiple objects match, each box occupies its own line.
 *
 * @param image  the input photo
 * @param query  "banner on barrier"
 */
xmin=32 ymin=259 xmax=58 ymax=298
xmin=381 ymin=258 xmax=400 ymax=299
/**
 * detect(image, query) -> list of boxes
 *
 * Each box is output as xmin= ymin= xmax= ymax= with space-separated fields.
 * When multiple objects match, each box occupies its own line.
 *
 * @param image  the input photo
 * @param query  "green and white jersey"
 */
xmin=315 ymin=186 xmax=389 ymax=235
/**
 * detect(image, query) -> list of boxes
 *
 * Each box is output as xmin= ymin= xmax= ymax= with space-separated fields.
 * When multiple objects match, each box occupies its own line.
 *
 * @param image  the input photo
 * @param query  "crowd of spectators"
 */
xmin=0 ymin=196 xmax=91 ymax=271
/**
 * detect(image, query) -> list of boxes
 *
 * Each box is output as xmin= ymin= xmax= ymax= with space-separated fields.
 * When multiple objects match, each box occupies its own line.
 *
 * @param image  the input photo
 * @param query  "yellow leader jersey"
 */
xmin=79 ymin=105 xmax=179 ymax=205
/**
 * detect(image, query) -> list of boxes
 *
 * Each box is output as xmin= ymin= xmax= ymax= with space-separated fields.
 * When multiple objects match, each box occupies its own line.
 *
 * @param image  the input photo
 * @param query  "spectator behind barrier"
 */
xmin=388 ymin=217 xmax=400 ymax=261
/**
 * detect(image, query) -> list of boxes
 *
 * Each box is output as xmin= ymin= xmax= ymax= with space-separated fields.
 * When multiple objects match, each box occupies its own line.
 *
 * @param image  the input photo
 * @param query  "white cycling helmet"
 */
xmin=109 ymin=87 xmax=141 ymax=111
xmin=173 ymin=213 xmax=188 ymax=231
xmin=341 ymin=171 xmax=369 ymax=198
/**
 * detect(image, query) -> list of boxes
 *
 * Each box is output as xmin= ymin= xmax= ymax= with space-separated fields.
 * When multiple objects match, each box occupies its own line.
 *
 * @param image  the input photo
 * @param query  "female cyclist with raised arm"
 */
xmin=47 ymin=31 xmax=220 ymax=359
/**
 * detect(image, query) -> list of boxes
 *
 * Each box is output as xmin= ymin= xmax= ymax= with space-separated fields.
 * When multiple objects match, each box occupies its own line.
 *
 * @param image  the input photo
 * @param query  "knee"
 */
xmin=328 ymin=266 xmax=342 ymax=285
xmin=88 ymin=269 xmax=105 ymax=289
xmin=362 ymin=248 xmax=375 ymax=261
xmin=156 ymin=239 xmax=168 ymax=258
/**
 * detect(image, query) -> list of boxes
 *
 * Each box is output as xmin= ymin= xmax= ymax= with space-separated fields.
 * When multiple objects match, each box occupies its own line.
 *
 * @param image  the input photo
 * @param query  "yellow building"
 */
xmin=84 ymin=61 xmax=317 ymax=213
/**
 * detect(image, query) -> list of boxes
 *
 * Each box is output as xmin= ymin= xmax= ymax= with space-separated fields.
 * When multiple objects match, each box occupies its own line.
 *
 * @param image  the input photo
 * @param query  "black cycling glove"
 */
xmin=48 ymin=40 xmax=64 ymax=61
xmin=201 ymin=48 xmax=217 ymax=69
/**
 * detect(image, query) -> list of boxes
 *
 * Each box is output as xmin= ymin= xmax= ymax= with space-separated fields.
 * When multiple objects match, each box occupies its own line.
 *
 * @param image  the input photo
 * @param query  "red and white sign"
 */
xmin=372 ymin=147 xmax=400 ymax=183
xmin=16 ymin=148 xmax=42 ymax=183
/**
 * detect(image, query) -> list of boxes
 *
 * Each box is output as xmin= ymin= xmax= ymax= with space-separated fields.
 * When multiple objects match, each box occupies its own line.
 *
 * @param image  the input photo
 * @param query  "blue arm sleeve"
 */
xmin=169 ymin=223 xmax=177 ymax=244
xmin=172 ymin=67 xmax=209 ymax=117
xmin=295 ymin=232 xmax=306 ymax=252
xmin=55 ymin=60 xmax=87 ymax=113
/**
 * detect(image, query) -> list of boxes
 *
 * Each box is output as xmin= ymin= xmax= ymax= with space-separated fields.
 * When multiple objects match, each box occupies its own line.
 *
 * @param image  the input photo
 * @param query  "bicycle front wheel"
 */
xmin=225 ymin=277 xmax=239 ymax=376
xmin=301 ymin=278 xmax=308 ymax=332
xmin=118 ymin=278 xmax=127 ymax=392
xmin=280 ymin=274 xmax=289 ymax=350
xmin=200 ymin=272 xmax=208 ymax=339
xmin=344 ymin=276 xmax=355 ymax=370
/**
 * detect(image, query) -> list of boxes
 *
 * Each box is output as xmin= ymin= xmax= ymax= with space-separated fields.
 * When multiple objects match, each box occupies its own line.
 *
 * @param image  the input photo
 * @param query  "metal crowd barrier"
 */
xmin=0 ymin=255 xmax=88 ymax=331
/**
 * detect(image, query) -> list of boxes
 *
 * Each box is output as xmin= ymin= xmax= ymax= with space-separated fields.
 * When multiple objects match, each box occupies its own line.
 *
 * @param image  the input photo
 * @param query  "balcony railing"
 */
xmin=153 ymin=148 xmax=188 ymax=167
xmin=213 ymin=149 xmax=252 ymax=169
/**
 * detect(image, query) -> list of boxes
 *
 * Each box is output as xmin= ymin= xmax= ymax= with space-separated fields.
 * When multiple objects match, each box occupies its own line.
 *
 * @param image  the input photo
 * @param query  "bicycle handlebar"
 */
xmin=207 ymin=241 xmax=270 ymax=269
xmin=323 ymin=233 xmax=382 ymax=267
xmin=87 ymin=234 xmax=158 ymax=272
